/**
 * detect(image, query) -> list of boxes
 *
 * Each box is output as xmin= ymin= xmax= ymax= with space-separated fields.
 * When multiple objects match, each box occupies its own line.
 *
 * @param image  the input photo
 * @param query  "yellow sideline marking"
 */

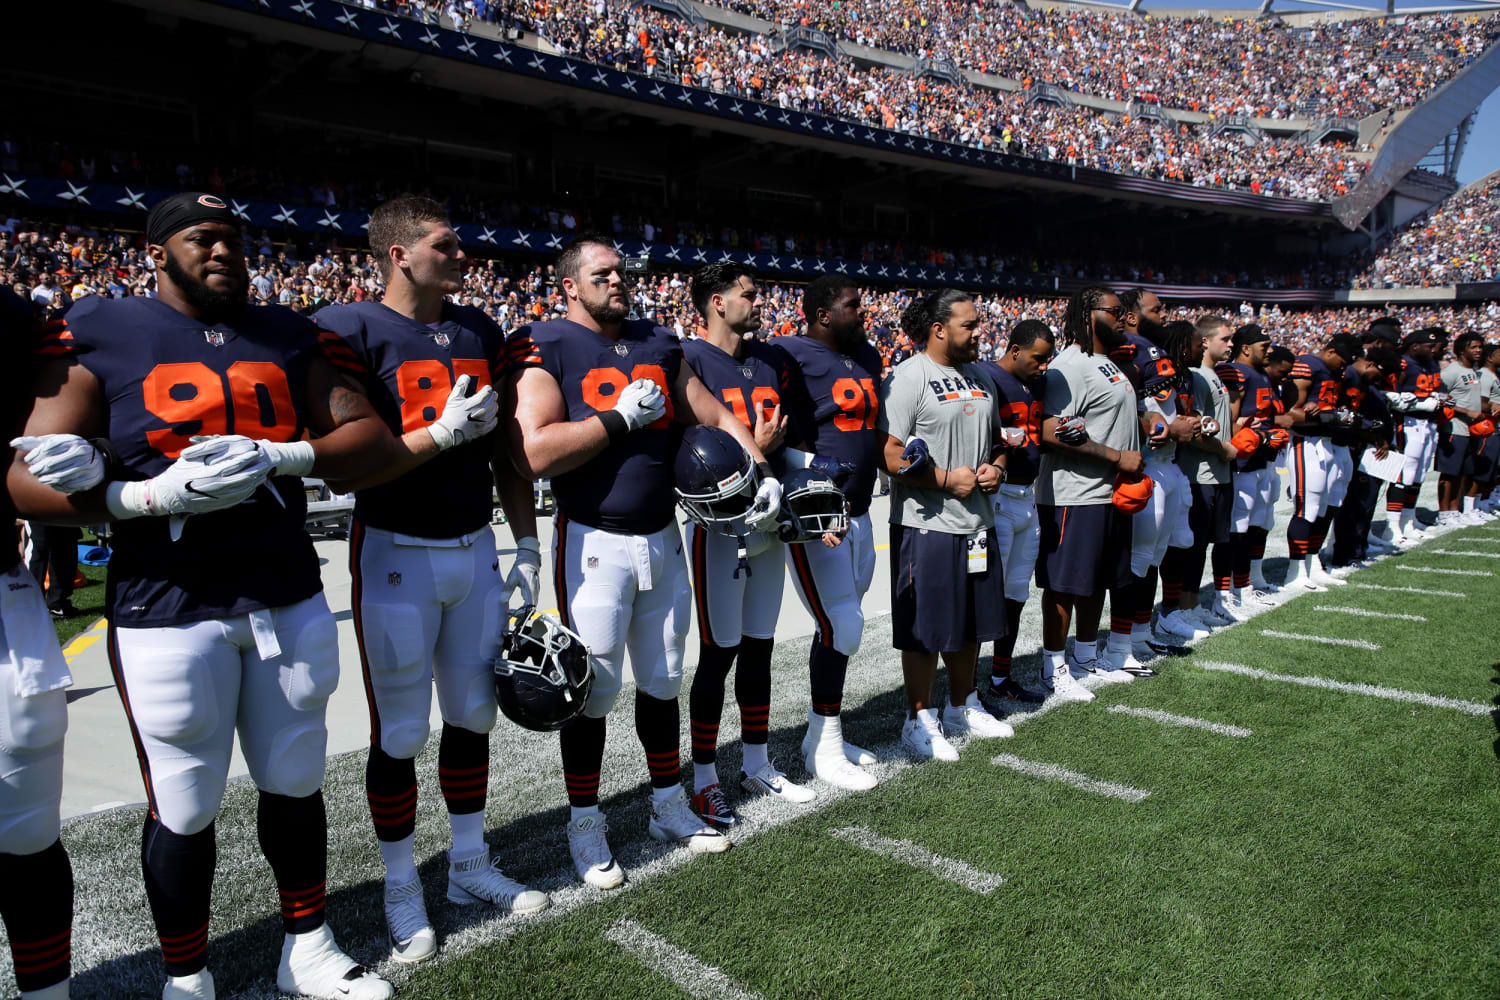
xmin=62 ymin=618 xmax=108 ymax=660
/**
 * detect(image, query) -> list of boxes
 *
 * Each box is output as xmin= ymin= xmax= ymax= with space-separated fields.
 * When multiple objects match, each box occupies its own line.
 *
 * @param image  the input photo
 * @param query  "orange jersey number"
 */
xmin=832 ymin=377 xmax=879 ymax=432
xmin=143 ymin=361 xmax=298 ymax=458
xmin=1001 ymin=400 xmax=1042 ymax=445
xmin=394 ymin=358 xmax=491 ymax=433
xmin=581 ymin=364 xmax=674 ymax=430
xmin=720 ymin=386 xmax=780 ymax=430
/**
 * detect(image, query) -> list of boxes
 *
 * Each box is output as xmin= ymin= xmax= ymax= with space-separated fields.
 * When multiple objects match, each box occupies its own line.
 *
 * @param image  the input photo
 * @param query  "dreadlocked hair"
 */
xmin=1062 ymin=285 xmax=1113 ymax=355
xmin=1159 ymin=320 xmax=1198 ymax=386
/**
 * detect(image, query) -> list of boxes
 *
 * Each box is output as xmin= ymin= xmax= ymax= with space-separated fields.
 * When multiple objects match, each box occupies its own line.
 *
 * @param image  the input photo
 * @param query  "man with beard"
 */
xmin=1282 ymin=334 xmax=1361 ymax=591
xmin=507 ymin=236 xmax=781 ymax=889
xmin=5 ymin=192 xmax=468 ymax=999
xmin=1381 ymin=329 xmax=1446 ymax=545
xmin=1476 ymin=343 xmax=1500 ymax=514
xmin=1329 ymin=347 xmax=1398 ymax=568
xmin=1034 ymin=287 xmax=1144 ymax=700
xmin=1214 ymin=324 xmax=1283 ymax=604
xmin=1435 ymin=332 xmax=1490 ymax=526
xmin=776 ymin=276 xmax=885 ymax=791
xmin=878 ymin=289 xmax=1013 ymax=761
xmin=680 ymin=262 xmax=812 ymax=828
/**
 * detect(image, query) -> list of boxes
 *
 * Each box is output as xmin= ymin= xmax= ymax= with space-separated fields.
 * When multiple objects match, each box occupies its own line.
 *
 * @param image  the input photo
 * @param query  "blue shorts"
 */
xmin=1434 ymin=431 xmax=1478 ymax=478
xmin=1475 ymin=433 xmax=1500 ymax=482
xmin=1034 ymin=503 xmax=1133 ymax=598
xmin=890 ymin=523 xmax=1008 ymax=654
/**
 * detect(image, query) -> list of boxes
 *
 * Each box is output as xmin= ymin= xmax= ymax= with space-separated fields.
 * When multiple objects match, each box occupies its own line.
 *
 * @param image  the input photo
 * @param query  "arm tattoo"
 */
xmin=328 ymin=385 xmax=369 ymax=426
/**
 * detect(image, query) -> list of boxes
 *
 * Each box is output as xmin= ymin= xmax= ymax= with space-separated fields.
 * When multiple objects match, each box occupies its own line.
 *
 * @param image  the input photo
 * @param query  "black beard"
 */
xmin=1137 ymin=315 xmax=1166 ymax=344
xmin=584 ymin=297 xmax=629 ymax=325
xmin=1095 ymin=320 xmax=1128 ymax=353
xmin=162 ymin=251 xmax=247 ymax=322
xmin=831 ymin=322 xmax=864 ymax=352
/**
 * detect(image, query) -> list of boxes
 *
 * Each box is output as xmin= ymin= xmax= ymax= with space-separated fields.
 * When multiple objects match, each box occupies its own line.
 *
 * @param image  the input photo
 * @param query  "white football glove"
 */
xmin=11 ymin=434 xmax=106 ymax=494
xmin=615 ymin=378 xmax=667 ymax=431
xmin=105 ymin=446 xmax=274 ymax=519
xmin=1199 ymin=417 xmax=1221 ymax=438
xmin=256 ymin=440 xmax=316 ymax=477
xmin=1054 ymin=415 xmax=1089 ymax=445
xmin=426 ymin=374 xmax=499 ymax=451
xmin=998 ymin=426 xmax=1027 ymax=449
xmin=744 ymin=475 xmax=783 ymax=531
xmin=501 ymin=537 xmax=542 ymax=608
xmin=1386 ymin=391 xmax=1418 ymax=412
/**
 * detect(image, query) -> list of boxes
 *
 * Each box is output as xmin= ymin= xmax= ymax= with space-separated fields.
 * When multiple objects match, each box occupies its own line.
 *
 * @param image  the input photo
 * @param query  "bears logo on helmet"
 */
xmin=1111 ymin=472 xmax=1154 ymax=514
xmin=674 ymin=425 xmax=758 ymax=534
xmin=776 ymin=467 xmax=849 ymax=544
xmin=493 ymin=606 xmax=593 ymax=732
xmin=1470 ymin=416 xmax=1496 ymax=438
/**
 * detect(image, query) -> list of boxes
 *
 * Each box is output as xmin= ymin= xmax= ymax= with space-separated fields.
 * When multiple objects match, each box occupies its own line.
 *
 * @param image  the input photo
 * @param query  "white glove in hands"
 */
xmin=257 ymin=440 xmax=316 ymax=477
xmin=502 ymin=537 xmax=542 ymax=607
xmin=615 ymin=378 xmax=667 ymax=431
xmin=427 ymin=374 xmax=499 ymax=450
xmin=998 ymin=426 xmax=1027 ymax=449
xmin=744 ymin=476 xmax=783 ymax=531
xmin=10 ymin=434 xmax=105 ymax=493
xmin=105 ymin=444 xmax=274 ymax=519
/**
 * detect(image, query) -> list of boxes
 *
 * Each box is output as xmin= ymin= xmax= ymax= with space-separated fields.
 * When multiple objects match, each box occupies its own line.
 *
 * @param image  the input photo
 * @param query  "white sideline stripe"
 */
xmin=1106 ymin=704 xmax=1252 ymax=738
xmin=605 ymin=920 xmax=764 ymax=1000
xmin=1430 ymin=549 xmax=1500 ymax=559
xmin=830 ymin=825 xmax=1006 ymax=894
xmin=1259 ymin=629 xmax=1381 ymax=650
xmin=990 ymin=753 xmax=1150 ymax=803
xmin=1351 ymin=582 xmax=1465 ymax=598
xmin=1397 ymin=565 xmax=1493 ymax=577
xmin=1196 ymin=660 xmax=1493 ymax=717
xmin=1312 ymin=606 xmax=1427 ymax=622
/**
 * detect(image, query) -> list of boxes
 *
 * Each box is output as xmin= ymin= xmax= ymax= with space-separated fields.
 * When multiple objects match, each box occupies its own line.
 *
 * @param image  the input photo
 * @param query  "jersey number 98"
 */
xmin=582 ymin=365 xmax=674 ymax=429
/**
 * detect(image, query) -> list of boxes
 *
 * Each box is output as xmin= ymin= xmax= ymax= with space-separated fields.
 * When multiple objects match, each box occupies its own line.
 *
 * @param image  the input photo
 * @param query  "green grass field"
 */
xmin=25 ymin=522 xmax=1500 ymax=999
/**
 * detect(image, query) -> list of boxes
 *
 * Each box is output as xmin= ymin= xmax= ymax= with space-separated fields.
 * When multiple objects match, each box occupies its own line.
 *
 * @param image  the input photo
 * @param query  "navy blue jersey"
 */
xmin=1396 ymin=354 xmax=1443 ymax=397
xmin=1331 ymin=367 xmax=1374 ymax=447
xmin=52 ymin=295 xmax=321 ymax=628
xmin=1218 ymin=360 xmax=1277 ymax=469
xmin=682 ymin=337 xmax=795 ymax=469
xmin=523 ymin=318 xmax=683 ymax=534
xmin=0 ymin=290 xmax=46 ymax=574
xmin=1290 ymin=353 xmax=1342 ymax=430
xmin=977 ymin=362 xmax=1042 ymax=485
xmin=777 ymin=335 xmax=883 ymax=518
xmin=313 ymin=300 xmax=523 ymax=538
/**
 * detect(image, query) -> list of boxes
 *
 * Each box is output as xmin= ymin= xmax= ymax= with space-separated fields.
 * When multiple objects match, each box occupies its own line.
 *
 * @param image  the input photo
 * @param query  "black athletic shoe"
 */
xmin=48 ymin=601 xmax=80 ymax=619
xmin=989 ymin=676 xmax=1046 ymax=704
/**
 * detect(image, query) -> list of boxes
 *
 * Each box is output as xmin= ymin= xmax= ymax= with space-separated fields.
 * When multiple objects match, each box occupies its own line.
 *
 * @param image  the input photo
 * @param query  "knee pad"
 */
xmin=151 ymin=762 xmax=225 ymax=836
xmin=286 ymin=611 xmax=340 ymax=713
xmin=443 ymin=670 xmax=498 ymax=736
xmin=0 ymin=687 xmax=67 ymax=757
xmin=357 ymin=602 xmax=429 ymax=695
xmin=0 ymin=728 xmax=63 ymax=855
xmin=0 ymin=802 xmax=61 ymax=857
xmin=261 ymin=721 xmax=328 ymax=799
xmin=583 ymin=678 xmax=619 ymax=719
xmin=380 ymin=718 xmax=432 ymax=760
xmin=828 ymin=601 xmax=865 ymax=657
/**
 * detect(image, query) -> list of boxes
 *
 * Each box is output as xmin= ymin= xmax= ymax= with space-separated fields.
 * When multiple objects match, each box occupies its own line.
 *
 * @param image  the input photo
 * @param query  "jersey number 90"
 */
xmin=143 ymin=361 xmax=298 ymax=458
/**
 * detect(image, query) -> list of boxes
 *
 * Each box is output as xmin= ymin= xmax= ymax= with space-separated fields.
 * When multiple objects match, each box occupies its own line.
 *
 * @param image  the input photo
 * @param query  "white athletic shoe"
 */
xmin=447 ymin=848 xmax=550 ymax=914
xmin=1436 ymin=511 xmax=1460 ymax=528
xmin=1281 ymin=558 xmax=1326 ymax=592
xmin=1242 ymin=589 xmax=1278 ymax=611
xmin=162 ymin=971 xmax=214 ymax=1000
xmin=1094 ymin=649 xmax=1139 ymax=683
xmin=277 ymin=924 xmax=392 ymax=1000
xmin=1045 ymin=661 xmax=1095 ymax=703
xmin=801 ymin=711 xmax=878 ymax=791
xmin=842 ymin=741 xmax=878 ymax=766
xmin=1198 ymin=601 xmax=1237 ymax=626
xmin=940 ymin=691 xmax=1015 ymax=739
xmin=1210 ymin=596 xmax=1252 ymax=623
xmin=901 ymin=714 xmax=960 ymax=761
xmin=1310 ymin=559 xmax=1347 ymax=587
xmin=648 ymin=787 xmax=730 ymax=853
xmin=1365 ymin=534 xmax=1396 ymax=555
xmin=1157 ymin=609 xmax=1212 ymax=641
xmin=25 ymin=982 xmax=71 ymax=1000
xmin=1248 ymin=572 xmax=1280 ymax=593
xmin=383 ymin=874 xmax=436 ymax=964
xmin=567 ymin=814 xmax=625 ymax=889
xmin=740 ymin=762 xmax=817 ymax=803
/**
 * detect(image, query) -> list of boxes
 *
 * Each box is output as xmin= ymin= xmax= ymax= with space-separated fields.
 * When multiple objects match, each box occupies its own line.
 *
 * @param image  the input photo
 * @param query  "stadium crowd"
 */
xmin=1353 ymin=172 xmax=1500 ymax=288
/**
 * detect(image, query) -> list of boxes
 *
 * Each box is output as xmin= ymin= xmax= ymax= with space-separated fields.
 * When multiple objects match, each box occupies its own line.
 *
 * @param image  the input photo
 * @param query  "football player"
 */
xmin=507 ymin=236 xmax=781 ymax=889
xmin=1435 ymin=332 xmax=1489 ymax=525
xmin=1281 ymin=334 xmax=1361 ymax=591
xmin=5 ymin=193 xmax=458 ymax=1000
xmin=681 ymin=262 xmax=814 ymax=827
xmin=312 ymin=197 xmax=549 ymax=964
xmin=1381 ymin=328 xmax=1446 ymax=545
xmin=976 ymin=320 xmax=1052 ymax=703
xmin=1258 ymin=345 xmax=1298 ymax=587
xmin=1215 ymin=324 xmax=1282 ymax=608
xmin=1329 ymin=347 xmax=1398 ymax=568
xmin=0 ymin=290 xmax=75 ymax=1000
xmin=776 ymin=276 xmax=886 ymax=791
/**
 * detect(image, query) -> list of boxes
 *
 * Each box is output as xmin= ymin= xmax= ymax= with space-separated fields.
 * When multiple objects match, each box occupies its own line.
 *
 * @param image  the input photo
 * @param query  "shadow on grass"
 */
xmin=1491 ymin=663 xmax=1499 ymax=761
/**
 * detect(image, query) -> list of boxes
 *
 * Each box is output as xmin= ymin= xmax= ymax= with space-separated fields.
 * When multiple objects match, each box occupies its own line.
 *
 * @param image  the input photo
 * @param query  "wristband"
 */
xmin=273 ymin=440 xmax=316 ymax=478
xmin=755 ymin=461 xmax=775 ymax=482
xmin=598 ymin=409 xmax=628 ymax=444
xmin=91 ymin=437 xmax=127 ymax=481
xmin=104 ymin=480 xmax=151 ymax=519
xmin=516 ymin=536 xmax=541 ymax=554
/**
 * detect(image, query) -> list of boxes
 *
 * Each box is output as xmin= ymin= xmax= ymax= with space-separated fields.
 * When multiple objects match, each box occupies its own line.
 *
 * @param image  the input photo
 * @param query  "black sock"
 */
xmin=438 ymin=723 xmax=489 ymax=818
xmin=142 ymin=815 xmax=215 ymax=977
xmin=259 ymin=790 xmax=328 ymax=935
xmin=809 ymin=638 xmax=849 ymax=717
xmin=990 ymin=600 xmax=1024 ymax=681
xmin=689 ymin=641 xmax=738 ymax=766
xmin=1249 ymin=526 xmax=1268 ymax=561
xmin=365 ymin=744 xmax=418 ymax=843
xmin=0 ymin=840 xmax=72 ymax=992
xmin=735 ymin=636 xmax=774 ymax=747
xmin=561 ymin=713 xmax=607 ymax=808
xmin=1287 ymin=515 xmax=1312 ymax=560
xmin=635 ymin=690 xmax=682 ymax=789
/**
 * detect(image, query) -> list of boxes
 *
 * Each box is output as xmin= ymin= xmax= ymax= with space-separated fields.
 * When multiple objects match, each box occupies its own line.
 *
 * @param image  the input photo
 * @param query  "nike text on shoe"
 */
xmin=567 ymin=814 xmax=625 ymax=889
xmin=901 ymin=715 xmax=960 ymax=761
xmin=383 ymin=874 xmax=436 ymax=964
xmin=690 ymin=784 xmax=740 ymax=830
xmin=941 ymin=691 xmax=1015 ymax=739
xmin=649 ymin=786 xmax=731 ymax=852
xmin=446 ymin=848 xmax=550 ymax=914
xmin=740 ymin=762 xmax=816 ymax=803
xmin=277 ymin=924 xmax=393 ymax=1000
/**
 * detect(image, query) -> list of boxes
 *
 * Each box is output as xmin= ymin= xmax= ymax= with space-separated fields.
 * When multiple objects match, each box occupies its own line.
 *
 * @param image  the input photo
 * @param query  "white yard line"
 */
xmin=1196 ymin=661 xmax=1493 ymax=717
xmin=1350 ymin=583 xmax=1465 ymax=598
xmin=829 ymin=825 xmax=1006 ymax=894
xmin=990 ymin=753 xmax=1150 ymax=803
xmin=1259 ymin=629 xmax=1381 ymax=650
xmin=605 ymin=919 xmax=765 ymax=1000
xmin=1311 ymin=606 xmax=1427 ymax=622
xmin=1106 ymin=704 xmax=1252 ymax=738
xmin=1429 ymin=549 xmax=1500 ymax=559
xmin=1397 ymin=566 xmax=1493 ymax=578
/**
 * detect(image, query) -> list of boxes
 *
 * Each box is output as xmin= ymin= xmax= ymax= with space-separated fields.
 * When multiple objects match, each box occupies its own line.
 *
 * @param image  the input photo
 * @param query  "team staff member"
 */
xmin=508 ymin=236 xmax=781 ymax=889
xmin=878 ymin=290 xmax=1013 ymax=761
xmin=0 ymin=290 xmax=75 ymax=1000
xmin=1476 ymin=343 xmax=1500 ymax=513
xmin=977 ymin=320 xmax=1052 ymax=703
xmin=8 ymin=193 xmax=438 ymax=1000
xmin=778 ymin=276 xmax=885 ymax=791
xmin=1034 ymin=287 xmax=1144 ymax=701
xmin=313 ymin=197 xmax=549 ymax=964
xmin=681 ymin=262 xmax=813 ymax=829
xmin=1435 ymin=332 xmax=1489 ymax=525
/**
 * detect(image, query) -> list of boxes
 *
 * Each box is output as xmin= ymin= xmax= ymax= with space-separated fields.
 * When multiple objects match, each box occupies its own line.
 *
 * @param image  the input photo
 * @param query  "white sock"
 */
xmin=1250 ymin=557 xmax=1265 ymax=579
xmin=448 ymin=812 xmax=485 ymax=860
xmin=1400 ymin=509 xmax=1415 ymax=534
xmin=1305 ymin=555 xmax=1321 ymax=578
xmin=1131 ymin=622 xmax=1151 ymax=641
xmin=1073 ymin=640 xmax=1097 ymax=664
xmin=1214 ymin=588 xmax=1230 ymax=605
xmin=741 ymin=741 xmax=769 ymax=775
xmin=693 ymin=763 xmax=720 ymax=793
xmin=1229 ymin=586 xmax=1243 ymax=602
xmin=650 ymin=784 xmax=680 ymax=806
xmin=380 ymin=834 xmax=417 ymax=887
xmin=1463 ymin=496 xmax=1476 ymax=514
xmin=570 ymin=804 xmax=601 ymax=822
xmin=1388 ymin=511 xmax=1403 ymax=534
xmin=1105 ymin=631 xmax=1131 ymax=656
xmin=915 ymin=707 xmax=940 ymax=729
xmin=1041 ymin=648 xmax=1064 ymax=679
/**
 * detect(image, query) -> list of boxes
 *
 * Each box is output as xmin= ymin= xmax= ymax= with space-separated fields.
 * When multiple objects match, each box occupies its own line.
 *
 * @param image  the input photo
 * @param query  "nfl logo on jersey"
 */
xmin=741 ymin=367 xmax=755 ymax=379
xmin=614 ymin=343 xmax=630 ymax=356
xmin=203 ymin=330 xmax=226 ymax=347
xmin=388 ymin=572 xmax=402 ymax=586
xmin=432 ymin=331 xmax=451 ymax=348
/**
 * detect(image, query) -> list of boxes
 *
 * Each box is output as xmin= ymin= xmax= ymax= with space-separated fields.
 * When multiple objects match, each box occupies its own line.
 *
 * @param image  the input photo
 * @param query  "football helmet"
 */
xmin=493 ymin=606 xmax=593 ymax=732
xmin=776 ymin=467 xmax=850 ymax=544
xmin=674 ymin=425 xmax=758 ymax=534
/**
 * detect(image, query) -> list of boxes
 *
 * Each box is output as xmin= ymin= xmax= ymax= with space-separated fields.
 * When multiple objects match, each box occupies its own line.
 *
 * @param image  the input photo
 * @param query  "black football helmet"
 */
xmin=493 ymin=606 xmax=593 ymax=732
xmin=776 ymin=467 xmax=849 ymax=543
xmin=674 ymin=425 xmax=759 ymax=534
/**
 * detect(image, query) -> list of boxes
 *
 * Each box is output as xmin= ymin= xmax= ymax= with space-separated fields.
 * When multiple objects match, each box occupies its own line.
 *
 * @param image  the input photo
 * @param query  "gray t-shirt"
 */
xmin=1480 ymin=367 xmax=1500 ymax=411
xmin=878 ymin=352 xmax=997 ymax=534
xmin=1035 ymin=344 xmax=1140 ymax=506
xmin=1442 ymin=362 xmax=1485 ymax=436
xmin=1178 ymin=364 xmax=1233 ymax=484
